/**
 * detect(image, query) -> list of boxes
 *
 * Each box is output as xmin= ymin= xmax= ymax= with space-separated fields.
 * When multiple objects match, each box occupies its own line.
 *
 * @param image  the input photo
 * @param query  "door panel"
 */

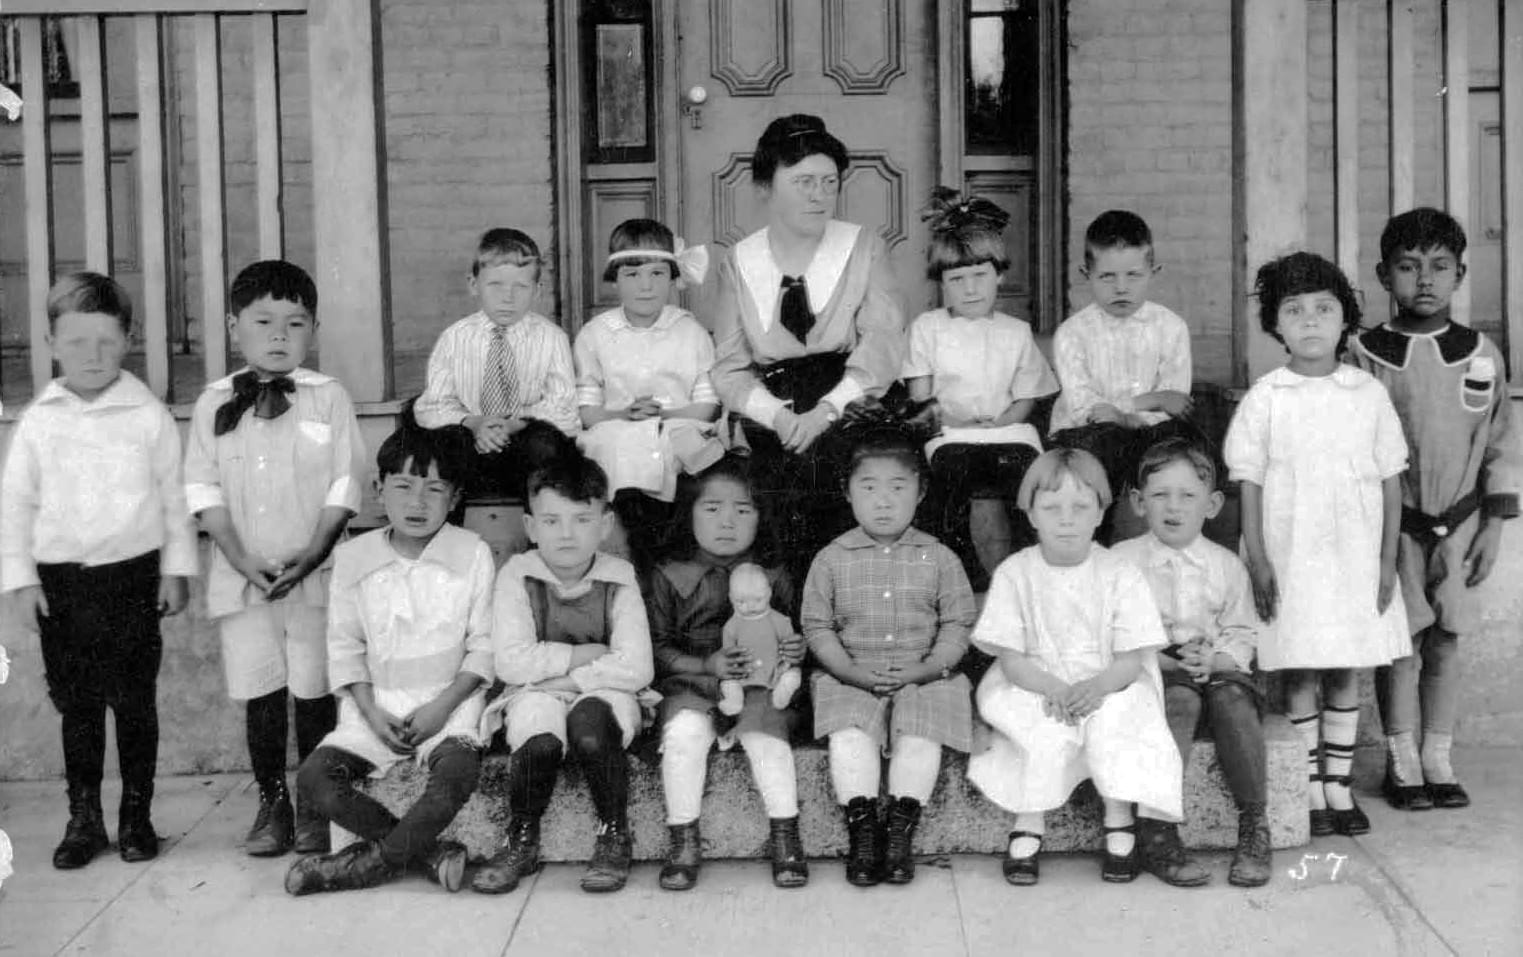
xmin=677 ymin=0 xmax=940 ymax=320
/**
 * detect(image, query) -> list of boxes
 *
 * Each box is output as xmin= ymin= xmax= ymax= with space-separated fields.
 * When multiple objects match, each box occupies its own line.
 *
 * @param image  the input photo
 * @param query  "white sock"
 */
xmin=738 ymin=732 xmax=799 ymax=818
xmin=1421 ymin=732 xmax=1456 ymax=785
xmin=886 ymin=735 xmax=942 ymax=803
xmin=1102 ymin=798 xmax=1135 ymax=855
xmin=1321 ymin=706 xmax=1359 ymax=811
xmin=1010 ymin=813 xmax=1044 ymax=858
xmin=1290 ymin=712 xmax=1326 ymax=810
xmin=660 ymin=711 xmax=716 ymax=825
xmin=828 ymin=728 xmax=881 ymax=802
xmin=1386 ymin=731 xmax=1423 ymax=786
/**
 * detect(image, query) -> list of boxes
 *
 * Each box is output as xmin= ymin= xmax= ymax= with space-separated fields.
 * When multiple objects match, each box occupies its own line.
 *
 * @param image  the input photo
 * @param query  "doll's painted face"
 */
xmin=729 ymin=564 xmax=772 ymax=619
xmin=692 ymin=476 xmax=759 ymax=559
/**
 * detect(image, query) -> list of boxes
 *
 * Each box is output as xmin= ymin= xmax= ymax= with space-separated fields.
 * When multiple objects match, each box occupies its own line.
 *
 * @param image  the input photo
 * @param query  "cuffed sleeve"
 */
xmin=1223 ymin=384 xmax=1269 ymax=486
xmin=151 ymin=407 xmax=199 ymax=577
xmin=325 ymin=389 xmax=367 ymax=514
xmin=182 ymin=392 xmax=226 ymax=515
xmin=800 ymin=551 xmax=838 ymax=653
xmin=1108 ymin=562 xmax=1170 ymax=654
xmin=413 ymin=326 xmax=472 ymax=428
xmin=459 ymin=541 xmax=496 ymax=682
xmin=523 ymin=328 xmax=581 ymax=435
xmin=970 ymin=558 xmax=1028 ymax=657
xmin=709 ymin=255 xmax=771 ymax=420
xmin=927 ymin=544 xmax=976 ymax=669
xmin=836 ymin=233 xmax=905 ymax=403
xmin=573 ymin=323 xmax=607 ymax=408
xmin=1215 ymin=558 xmax=1260 ymax=673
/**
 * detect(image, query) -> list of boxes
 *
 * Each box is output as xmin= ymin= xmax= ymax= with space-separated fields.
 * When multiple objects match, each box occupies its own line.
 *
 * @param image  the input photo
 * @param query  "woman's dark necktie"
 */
xmin=780 ymin=275 xmax=814 ymax=343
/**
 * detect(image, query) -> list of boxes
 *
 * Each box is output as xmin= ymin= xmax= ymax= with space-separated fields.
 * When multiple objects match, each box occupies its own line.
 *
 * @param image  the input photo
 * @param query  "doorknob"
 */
xmin=682 ymin=85 xmax=707 ymax=129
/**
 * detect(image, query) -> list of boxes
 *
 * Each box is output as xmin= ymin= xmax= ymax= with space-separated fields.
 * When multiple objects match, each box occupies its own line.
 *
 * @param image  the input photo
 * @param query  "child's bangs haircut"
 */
xmin=751 ymin=113 xmax=849 ymax=187
xmin=1083 ymin=209 xmax=1153 ymax=267
xmin=602 ymin=218 xmax=677 ymax=283
xmin=1017 ymin=448 xmax=1112 ymax=512
xmin=1379 ymin=206 xmax=1468 ymax=263
xmin=376 ymin=421 xmax=473 ymax=489
xmin=1254 ymin=251 xmax=1362 ymax=354
xmin=526 ymin=453 xmax=609 ymax=512
xmin=843 ymin=427 xmax=928 ymax=486
xmin=1136 ymin=437 xmax=1218 ymax=492
xmin=229 ymin=260 xmax=318 ymax=315
xmin=926 ymin=229 xmax=1010 ymax=281
xmin=47 ymin=271 xmax=133 ymax=334
xmin=671 ymin=454 xmax=780 ymax=564
xmin=474 ymin=227 xmax=542 ymax=279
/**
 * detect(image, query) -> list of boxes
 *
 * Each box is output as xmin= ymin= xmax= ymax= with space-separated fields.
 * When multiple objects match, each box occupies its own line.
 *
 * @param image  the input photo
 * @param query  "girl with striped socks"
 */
xmin=1223 ymin=252 xmax=1413 ymax=836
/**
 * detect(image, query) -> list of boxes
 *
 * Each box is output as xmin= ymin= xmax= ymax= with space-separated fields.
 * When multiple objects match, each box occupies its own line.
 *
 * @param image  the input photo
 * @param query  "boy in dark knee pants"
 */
xmin=1 ymin=273 xmax=196 ymax=868
xmin=285 ymin=424 xmax=492 ymax=895
xmin=472 ymin=455 xmax=654 ymax=895
xmin=1112 ymin=439 xmax=1271 ymax=887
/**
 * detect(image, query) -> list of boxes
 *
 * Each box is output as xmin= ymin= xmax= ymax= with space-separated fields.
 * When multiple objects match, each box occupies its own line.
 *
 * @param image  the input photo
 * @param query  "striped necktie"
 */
xmin=481 ymin=323 xmax=519 ymax=418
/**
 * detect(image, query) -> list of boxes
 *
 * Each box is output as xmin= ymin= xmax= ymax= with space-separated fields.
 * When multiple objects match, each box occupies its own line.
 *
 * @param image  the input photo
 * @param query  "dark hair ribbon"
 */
xmin=920 ymin=186 xmax=1011 ymax=237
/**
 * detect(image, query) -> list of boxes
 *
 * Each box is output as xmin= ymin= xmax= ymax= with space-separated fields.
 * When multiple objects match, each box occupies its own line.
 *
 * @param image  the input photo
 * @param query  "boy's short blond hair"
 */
xmin=473 ymin=227 xmax=541 ymax=279
xmin=1017 ymin=448 xmax=1112 ymax=512
xmin=47 ymin=271 xmax=132 ymax=335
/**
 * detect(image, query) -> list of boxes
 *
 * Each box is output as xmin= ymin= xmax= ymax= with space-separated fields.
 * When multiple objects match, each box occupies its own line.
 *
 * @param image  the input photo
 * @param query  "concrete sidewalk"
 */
xmin=0 ymin=748 xmax=1518 ymax=957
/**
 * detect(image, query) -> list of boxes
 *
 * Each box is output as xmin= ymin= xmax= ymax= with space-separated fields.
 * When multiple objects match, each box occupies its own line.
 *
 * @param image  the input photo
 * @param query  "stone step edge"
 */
xmin=346 ymin=716 xmax=1310 ymax=861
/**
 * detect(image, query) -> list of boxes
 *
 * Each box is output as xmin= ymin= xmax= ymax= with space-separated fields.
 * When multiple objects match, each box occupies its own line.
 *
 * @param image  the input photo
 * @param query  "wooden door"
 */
xmin=674 ymin=0 xmax=941 ymax=319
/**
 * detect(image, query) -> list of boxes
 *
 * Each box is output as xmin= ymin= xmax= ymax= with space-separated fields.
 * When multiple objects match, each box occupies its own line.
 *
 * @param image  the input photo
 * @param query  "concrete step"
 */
xmin=347 ymin=715 xmax=1308 ymax=862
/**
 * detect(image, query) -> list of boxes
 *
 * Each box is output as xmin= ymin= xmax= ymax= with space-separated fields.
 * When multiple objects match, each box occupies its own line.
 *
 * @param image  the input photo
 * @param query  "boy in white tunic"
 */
xmin=286 ymin=424 xmax=493 ymax=895
xmin=969 ymin=449 xmax=1181 ymax=887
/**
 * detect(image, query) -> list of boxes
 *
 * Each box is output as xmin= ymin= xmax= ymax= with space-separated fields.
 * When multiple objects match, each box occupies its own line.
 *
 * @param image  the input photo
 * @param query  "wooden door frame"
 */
xmin=552 ymin=0 xmax=682 ymax=335
xmin=553 ymin=2 xmax=1067 ymax=331
xmin=937 ymin=0 xmax=1067 ymax=331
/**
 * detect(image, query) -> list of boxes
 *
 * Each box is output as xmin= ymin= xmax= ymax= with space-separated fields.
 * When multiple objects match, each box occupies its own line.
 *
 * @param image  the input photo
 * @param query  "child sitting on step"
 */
xmin=285 ymin=423 xmax=493 ymax=896
xmin=1112 ymin=438 xmax=1270 ymax=887
xmin=968 ymin=448 xmax=1183 ymax=887
xmin=472 ymin=454 xmax=654 ymax=895
xmin=574 ymin=218 xmax=725 ymax=573
xmin=803 ymin=427 xmax=977 ymax=887
xmin=648 ymin=456 xmax=808 ymax=891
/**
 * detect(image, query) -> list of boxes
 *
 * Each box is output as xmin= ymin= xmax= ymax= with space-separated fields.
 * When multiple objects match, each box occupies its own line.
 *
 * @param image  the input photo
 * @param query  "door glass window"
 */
xmin=581 ymin=0 xmax=654 ymax=164
xmin=966 ymin=0 xmax=1039 ymax=155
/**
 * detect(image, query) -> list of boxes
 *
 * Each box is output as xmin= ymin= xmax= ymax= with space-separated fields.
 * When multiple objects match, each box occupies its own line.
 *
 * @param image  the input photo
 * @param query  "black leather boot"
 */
xmin=769 ymin=816 xmax=809 ymax=888
xmin=883 ymin=796 xmax=922 ymax=884
xmin=471 ymin=815 xmax=543 ymax=895
xmin=843 ymin=796 xmax=882 ymax=887
xmin=53 ymin=784 xmax=109 ymax=870
xmin=658 ymin=821 xmax=702 ymax=891
xmin=118 ymin=781 xmax=159 ymax=863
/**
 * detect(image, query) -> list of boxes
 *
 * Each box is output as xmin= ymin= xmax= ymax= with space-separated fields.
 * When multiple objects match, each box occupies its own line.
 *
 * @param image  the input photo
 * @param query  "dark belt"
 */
xmin=1401 ymin=491 xmax=1480 ymax=544
xmin=755 ymin=351 xmax=849 ymax=415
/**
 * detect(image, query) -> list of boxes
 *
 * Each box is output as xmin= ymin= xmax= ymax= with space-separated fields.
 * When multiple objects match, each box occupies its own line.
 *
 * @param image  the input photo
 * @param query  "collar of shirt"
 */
xmin=205 ymin=365 xmax=333 ymax=394
xmin=661 ymin=550 xmax=751 ymax=600
xmin=1087 ymin=300 xmax=1161 ymax=328
xmin=34 ymin=369 xmax=158 ymax=410
xmin=1138 ymin=532 xmax=1210 ymax=570
xmin=603 ymin=305 xmax=684 ymax=334
xmin=469 ymin=310 xmax=545 ymax=338
xmin=335 ymin=524 xmax=482 ymax=588
xmin=1264 ymin=363 xmax=1368 ymax=391
xmin=518 ymin=549 xmax=637 ymax=595
xmin=835 ymin=526 xmax=937 ymax=550
xmin=734 ymin=219 xmax=861 ymax=329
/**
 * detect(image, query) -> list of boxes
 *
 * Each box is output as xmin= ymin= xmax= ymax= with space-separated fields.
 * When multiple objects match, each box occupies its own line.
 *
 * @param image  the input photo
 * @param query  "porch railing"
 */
xmin=2 ymin=0 xmax=390 ymax=404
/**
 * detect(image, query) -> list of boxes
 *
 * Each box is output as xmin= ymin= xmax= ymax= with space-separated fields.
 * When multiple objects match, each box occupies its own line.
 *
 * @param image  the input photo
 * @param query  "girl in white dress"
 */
xmin=574 ymin=218 xmax=723 ymax=570
xmin=969 ymin=449 xmax=1182 ymax=886
xmin=1224 ymin=251 xmax=1410 ymax=838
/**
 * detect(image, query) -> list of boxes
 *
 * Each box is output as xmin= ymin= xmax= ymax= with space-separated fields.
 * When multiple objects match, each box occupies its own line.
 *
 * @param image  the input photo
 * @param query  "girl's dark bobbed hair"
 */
xmin=1254 ymin=250 xmax=1362 ymax=356
xmin=751 ymin=114 xmax=849 ymax=187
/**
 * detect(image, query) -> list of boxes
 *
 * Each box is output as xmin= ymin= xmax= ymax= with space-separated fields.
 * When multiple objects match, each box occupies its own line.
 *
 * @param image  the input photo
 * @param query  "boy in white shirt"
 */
xmin=1111 ymin=439 xmax=1270 ymax=887
xmin=1050 ymin=211 xmax=1201 ymax=535
xmin=1 ymin=273 xmax=196 ymax=868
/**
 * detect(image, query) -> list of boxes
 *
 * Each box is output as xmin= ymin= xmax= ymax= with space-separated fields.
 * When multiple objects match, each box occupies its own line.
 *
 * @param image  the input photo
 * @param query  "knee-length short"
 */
xmin=217 ymin=602 xmax=328 ymax=701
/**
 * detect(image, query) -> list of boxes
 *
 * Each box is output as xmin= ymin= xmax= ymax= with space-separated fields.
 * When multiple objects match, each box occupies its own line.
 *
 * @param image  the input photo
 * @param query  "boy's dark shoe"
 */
xmin=117 ymin=784 xmax=160 ymax=863
xmin=1228 ymin=803 xmax=1272 ymax=888
xmin=293 ymin=797 xmax=330 ymax=855
xmin=1137 ymin=818 xmax=1210 ymax=887
xmin=420 ymin=840 xmax=469 ymax=893
xmin=245 ymin=793 xmax=295 ymax=857
xmin=1382 ymin=771 xmax=1433 ymax=811
xmin=843 ymin=796 xmax=882 ymax=887
xmin=1308 ymin=808 xmax=1335 ymax=837
xmin=580 ymin=820 xmax=633 ymax=893
xmin=769 ymin=816 xmax=809 ymax=888
xmin=283 ymin=840 xmax=397 ymax=896
xmin=1426 ymin=782 xmax=1470 ymax=809
xmin=658 ymin=821 xmax=701 ymax=891
xmin=53 ymin=786 xmax=109 ymax=870
xmin=1100 ymin=824 xmax=1139 ymax=883
xmin=883 ymin=796 xmax=922 ymax=885
xmin=472 ymin=816 xmax=542 ymax=894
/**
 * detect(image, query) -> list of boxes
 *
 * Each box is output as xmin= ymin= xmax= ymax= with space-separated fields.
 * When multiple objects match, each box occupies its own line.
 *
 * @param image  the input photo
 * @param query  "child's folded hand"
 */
xmin=157 ymin=576 xmax=190 ymax=617
xmin=9 ymin=585 xmax=49 ymax=628
xmin=625 ymin=397 xmax=662 ymax=421
xmin=402 ymin=698 xmax=453 ymax=745
xmin=706 ymin=646 xmax=753 ymax=680
xmin=1087 ymin=403 xmax=1125 ymax=425
xmin=1063 ymin=678 xmax=1108 ymax=719
xmin=232 ymin=554 xmax=280 ymax=594
xmin=866 ymin=667 xmax=905 ymax=696
xmin=779 ymin=631 xmax=806 ymax=664
xmin=364 ymin=705 xmax=414 ymax=755
xmin=267 ymin=550 xmax=322 ymax=600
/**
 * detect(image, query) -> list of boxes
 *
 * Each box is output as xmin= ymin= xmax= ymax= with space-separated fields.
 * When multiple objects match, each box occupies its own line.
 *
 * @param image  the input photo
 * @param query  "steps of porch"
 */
xmin=344 ymin=715 xmax=1308 ymax=862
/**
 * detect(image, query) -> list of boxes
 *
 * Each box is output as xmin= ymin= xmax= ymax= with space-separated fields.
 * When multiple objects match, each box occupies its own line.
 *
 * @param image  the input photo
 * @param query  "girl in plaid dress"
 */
xmin=802 ymin=429 xmax=978 ymax=886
